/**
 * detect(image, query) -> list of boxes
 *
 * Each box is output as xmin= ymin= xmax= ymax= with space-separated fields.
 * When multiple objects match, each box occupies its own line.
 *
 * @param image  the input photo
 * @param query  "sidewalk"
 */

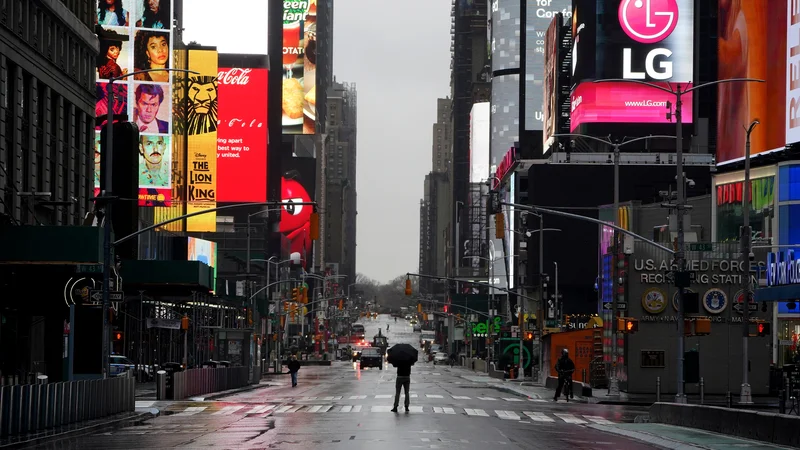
xmin=0 ymin=411 xmax=153 ymax=449
xmin=589 ymin=422 xmax=792 ymax=450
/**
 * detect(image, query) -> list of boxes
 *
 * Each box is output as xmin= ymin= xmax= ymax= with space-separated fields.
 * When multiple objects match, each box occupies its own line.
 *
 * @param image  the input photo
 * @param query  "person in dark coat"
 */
xmin=391 ymin=360 xmax=412 ymax=413
xmin=554 ymin=348 xmax=575 ymax=401
xmin=287 ymin=355 xmax=301 ymax=387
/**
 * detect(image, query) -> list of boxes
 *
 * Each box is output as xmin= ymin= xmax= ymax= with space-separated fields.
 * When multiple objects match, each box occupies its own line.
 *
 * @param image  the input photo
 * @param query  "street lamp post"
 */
xmin=591 ymin=77 xmax=763 ymax=402
xmin=100 ymin=68 xmax=198 ymax=379
xmin=552 ymin=133 xmax=675 ymax=397
xmin=740 ymin=119 xmax=760 ymax=404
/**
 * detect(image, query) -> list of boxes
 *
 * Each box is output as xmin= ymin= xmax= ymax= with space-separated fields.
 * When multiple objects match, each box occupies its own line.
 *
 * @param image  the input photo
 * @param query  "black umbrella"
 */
xmin=387 ymin=343 xmax=418 ymax=366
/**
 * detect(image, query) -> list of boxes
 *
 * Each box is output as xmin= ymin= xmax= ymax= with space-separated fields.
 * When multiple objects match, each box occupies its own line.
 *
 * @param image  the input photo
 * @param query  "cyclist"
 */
xmin=554 ymin=348 xmax=575 ymax=402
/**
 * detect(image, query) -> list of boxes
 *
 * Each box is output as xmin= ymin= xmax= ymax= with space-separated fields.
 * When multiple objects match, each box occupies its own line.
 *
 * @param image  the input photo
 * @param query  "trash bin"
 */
xmin=201 ymin=360 xmax=219 ymax=369
xmin=161 ymin=362 xmax=184 ymax=399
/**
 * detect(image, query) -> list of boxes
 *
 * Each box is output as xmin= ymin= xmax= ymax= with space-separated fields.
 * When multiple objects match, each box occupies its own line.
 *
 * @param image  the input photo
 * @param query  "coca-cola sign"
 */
xmin=216 ymin=67 xmax=268 ymax=202
xmin=218 ymin=68 xmax=252 ymax=85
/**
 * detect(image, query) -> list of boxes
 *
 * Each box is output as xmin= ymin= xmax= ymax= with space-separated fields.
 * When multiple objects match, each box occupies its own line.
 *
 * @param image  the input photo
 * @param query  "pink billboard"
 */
xmin=570 ymin=81 xmax=694 ymax=131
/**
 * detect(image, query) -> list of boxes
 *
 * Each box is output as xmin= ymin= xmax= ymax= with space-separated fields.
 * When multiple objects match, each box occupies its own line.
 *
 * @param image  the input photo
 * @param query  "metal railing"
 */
xmin=169 ymin=366 xmax=250 ymax=400
xmin=0 ymin=375 xmax=135 ymax=437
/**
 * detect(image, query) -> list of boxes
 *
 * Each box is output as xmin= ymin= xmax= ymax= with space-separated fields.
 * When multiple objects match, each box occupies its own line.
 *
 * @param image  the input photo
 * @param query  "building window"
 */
xmin=640 ymin=350 xmax=665 ymax=368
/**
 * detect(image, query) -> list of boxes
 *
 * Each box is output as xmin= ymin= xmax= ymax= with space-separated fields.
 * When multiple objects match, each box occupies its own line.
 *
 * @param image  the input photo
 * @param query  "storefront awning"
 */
xmin=754 ymin=286 xmax=800 ymax=302
xmin=0 ymin=225 xmax=103 ymax=264
xmin=121 ymin=260 xmax=215 ymax=293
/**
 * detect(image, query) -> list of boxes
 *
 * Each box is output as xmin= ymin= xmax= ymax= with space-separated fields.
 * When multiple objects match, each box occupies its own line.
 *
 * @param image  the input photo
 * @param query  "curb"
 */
xmin=0 ymin=411 xmax=157 ymax=449
xmin=198 ymin=383 xmax=270 ymax=401
xmin=586 ymin=423 xmax=707 ymax=450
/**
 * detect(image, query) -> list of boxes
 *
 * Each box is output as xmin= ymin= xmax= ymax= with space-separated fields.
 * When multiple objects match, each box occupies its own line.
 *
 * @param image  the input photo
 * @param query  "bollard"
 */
xmin=37 ymin=375 xmax=48 ymax=385
xmin=0 ymin=385 xmax=7 ymax=437
xmin=700 ymin=377 xmax=705 ymax=405
xmin=726 ymin=391 xmax=732 ymax=408
xmin=156 ymin=370 xmax=167 ymax=400
xmin=656 ymin=377 xmax=661 ymax=403
xmin=582 ymin=368 xmax=587 ymax=383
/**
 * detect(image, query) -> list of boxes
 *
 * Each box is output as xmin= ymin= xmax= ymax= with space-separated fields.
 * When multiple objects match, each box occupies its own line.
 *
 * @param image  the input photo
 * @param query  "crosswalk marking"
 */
xmin=410 ymin=394 xmax=418 ymax=398
xmin=351 ymin=405 xmax=362 ymax=413
xmin=306 ymin=405 xmax=323 ymax=413
xmin=135 ymin=401 xmax=155 ymax=408
xmin=478 ymin=397 xmax=496 ymax=401
xmin=433 ymin=407 xmax=443 ymax=413
xmin=212 ymin=406 xmax=244 ymax=416
xmin=409 ymin=406 xmax=423 ymax=413
xmin=426 ymin=394 xmax=443 ymax=398
xmin=302 ymin=396 xmax=317 ymax=401
xmin=465 ymin=408 xmax=489 ymax=417
xmin=246 ymin=405 xmax=274 ymax=414
xmin=371 ymin=405 xmax=393 ymax=412
xmin=452 ymin=396 xmax=471 ymax=400
xmin=274 ymin=405 xmax=293 ymax=413
xmin=375 ymin=394 xmax=392 ymax=399
xmin=339 ymin=405 xmax=353 ymax=413
xmin=175 ymin=407 xmax=206 ymax=416
xmin=495 ymin=410 xmax=521 ymax=420
xmin=523 ymin=411 xmax=555 ymax=422
xmin=443 ymin=407 xmax=455 ymax=414
xmin=286 ymin=405 xmax=304 ymax=413
xmin=349 ymin=395 xmax=366 ymax=400
xmin=584 ymin=415 xmax=613 ymax=424
xmin=528 ymin=399 xmax=547 ymax=402
xmin=320 ymin=396 xmax=334 ymax=401
xmin=502 ymin=398 xmax=523 ymax=402
xmin=554 ymin=413 xmax=586 ymax=424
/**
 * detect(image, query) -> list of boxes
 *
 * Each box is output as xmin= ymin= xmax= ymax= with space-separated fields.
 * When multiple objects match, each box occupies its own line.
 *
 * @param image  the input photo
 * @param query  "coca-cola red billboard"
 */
xmin=216 ymin=67 xmax=268 ymax=202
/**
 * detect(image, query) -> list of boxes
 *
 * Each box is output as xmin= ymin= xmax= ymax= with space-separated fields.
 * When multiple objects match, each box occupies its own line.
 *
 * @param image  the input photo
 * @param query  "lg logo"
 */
xmin=619 ymin=0 xmax=680 ymax=81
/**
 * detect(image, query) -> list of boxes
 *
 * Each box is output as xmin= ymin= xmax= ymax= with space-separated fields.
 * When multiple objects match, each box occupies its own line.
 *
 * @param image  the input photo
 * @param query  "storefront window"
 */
xmin=778 ymin=319 xmax=800 ymax=366
xmin=716 ymin=177 xmax=775 ymax=242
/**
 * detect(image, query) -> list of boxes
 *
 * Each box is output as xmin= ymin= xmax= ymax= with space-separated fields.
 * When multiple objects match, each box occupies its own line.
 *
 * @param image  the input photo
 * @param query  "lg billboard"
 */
xmin=570 ymin=0 xmax=694 ymax=131
xmin=217 ymin=59 xmax=269 ymax=202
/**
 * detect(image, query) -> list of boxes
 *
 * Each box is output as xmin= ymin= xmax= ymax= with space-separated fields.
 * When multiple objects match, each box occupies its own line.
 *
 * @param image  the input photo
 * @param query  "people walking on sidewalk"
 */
xmin=391 ymin=360 xmax=412 ymax=413
xmin=287 ymin=355 xmax=301 ymax=387
xmin=554 ymin=348 xmax=575 ymax=402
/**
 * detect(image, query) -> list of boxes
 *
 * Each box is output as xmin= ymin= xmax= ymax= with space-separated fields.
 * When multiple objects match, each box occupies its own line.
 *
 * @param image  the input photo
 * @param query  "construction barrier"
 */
xmin=169 ymin=366 xmax=250 ymax=401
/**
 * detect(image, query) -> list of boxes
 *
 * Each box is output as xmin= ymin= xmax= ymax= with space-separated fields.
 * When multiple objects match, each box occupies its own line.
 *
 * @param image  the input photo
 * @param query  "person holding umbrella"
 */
xmin=386 ymin=343 xmax=418 ymax=413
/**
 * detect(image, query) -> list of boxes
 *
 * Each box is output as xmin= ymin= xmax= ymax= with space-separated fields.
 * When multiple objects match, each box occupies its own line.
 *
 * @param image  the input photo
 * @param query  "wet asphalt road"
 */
xmin=24 ymin=315 xmax=658 ymax=449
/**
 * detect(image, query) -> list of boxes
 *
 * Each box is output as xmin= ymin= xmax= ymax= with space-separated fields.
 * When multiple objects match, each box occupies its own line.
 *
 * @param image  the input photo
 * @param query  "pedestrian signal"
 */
xmin=757 ymin=321 xmax=770 ymax=337
xmin=625 ymin=318 xmax=639 ymax=333
xmin=524 ymin=332 xmax=533 ymax=340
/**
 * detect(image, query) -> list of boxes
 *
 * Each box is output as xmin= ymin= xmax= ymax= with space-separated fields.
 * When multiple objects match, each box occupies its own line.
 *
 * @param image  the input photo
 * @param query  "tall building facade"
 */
xmin=432 ymin=98 xmax=452 ymax=174
xmin=320 ymin=80 xmax=357 ymax=284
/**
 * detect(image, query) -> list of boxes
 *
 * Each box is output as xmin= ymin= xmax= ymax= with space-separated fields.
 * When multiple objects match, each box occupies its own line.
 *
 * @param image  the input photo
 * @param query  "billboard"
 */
xmin=491 ymin=0 xmax=521 ymax=72
xmin=281 ymin=157 xmax=316 ymax=269
xmin=95 ymin=0 xmax=175 ymax=206
xmin=188 ymin=236 xmax=218 ymax=293
xmin=186 ymin=48 xmax=219 ymax=232
xmin=217 ymin=67 xmax=268 ymax=202
xmin=283 ymin=0 xmax=317 ymax=134
xmin=491 ymin=74 xmax=520 ymax=168
xmin=469 ymin=102 xmax=491 ymax=183
xmin=717 ymin=0 xmax=787 ymax=164
xmin=790 ymin=1 xmax=800 ymax=145
xmin=542 ymin=15 xmax=560 ymax=149
xmin=525 ymin=0 xmax=571 ymax=131
xmin=570 ymin=0 xmax=694 ymax=131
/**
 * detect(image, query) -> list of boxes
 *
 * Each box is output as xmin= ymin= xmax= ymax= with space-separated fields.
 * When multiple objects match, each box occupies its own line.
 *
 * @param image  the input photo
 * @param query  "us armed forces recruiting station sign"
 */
xmin=186 ymin=48 xmax=219 ymax=232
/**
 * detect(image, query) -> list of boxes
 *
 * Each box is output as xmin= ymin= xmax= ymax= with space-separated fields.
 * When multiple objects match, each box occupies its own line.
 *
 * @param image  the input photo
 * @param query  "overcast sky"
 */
xmin=183 ymin=0 xmax=452 ymax=283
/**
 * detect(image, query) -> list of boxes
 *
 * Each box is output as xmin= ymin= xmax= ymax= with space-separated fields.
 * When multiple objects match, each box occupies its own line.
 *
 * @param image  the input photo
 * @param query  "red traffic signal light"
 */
xmin=757 ymin=321 xmax=770 ymax=337
xmin=444 ymin=305 xmax=449 ymax=313
xmin=114 ymin=332 xmax=123 ymax=341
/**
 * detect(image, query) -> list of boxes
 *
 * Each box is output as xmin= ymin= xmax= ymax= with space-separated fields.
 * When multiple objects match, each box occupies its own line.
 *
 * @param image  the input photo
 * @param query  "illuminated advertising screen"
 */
xmin=186 ymin=48 xmax=219 ymax=232
xmin=491 ymin=74 xmax=520 ymax=168
xmin=217 ymin=66 xmax=268 ymax=202
xmin=491 ymin=0 xmax=521 ymax=72
xmin=569 ymin=0 xmax=694 ymax=131
xmin=280 ymin=157 xmax=316 ymax=269
xmin=524 ymin=0 xmax=571 ymax=131
xmin=188 ymin=236 xmax=218 ymax=293
xmin=282 ymin=0 xmax=317 ymax=134
xmin=542 ymin=15 xmax=560 ymax=150
xmin=717 ymin=0 xmax=787 ymax=164
xmin=469 ymin=102 xmax=490 ymax=183
xmin=790 ymin=2 xmax=800 ymax=145
xmin=95 ymin=0 xmax=174 ymax=207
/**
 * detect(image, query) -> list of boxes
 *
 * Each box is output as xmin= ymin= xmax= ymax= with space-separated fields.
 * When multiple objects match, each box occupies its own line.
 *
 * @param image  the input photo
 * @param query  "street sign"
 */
xmin=75 ymin=264 xmax=102 ymax=274
xmin=89 ymin=290 xmax=123 ymax=302
xmin=603 ymin=302 xmax=612 ymax=311
xmin=688 ymin=243 xmax=713 ymax=252
xmin=617 ymin=302 xmax=628 ymax=310
xmin=511 ymin=326 xmax=520 ymax=333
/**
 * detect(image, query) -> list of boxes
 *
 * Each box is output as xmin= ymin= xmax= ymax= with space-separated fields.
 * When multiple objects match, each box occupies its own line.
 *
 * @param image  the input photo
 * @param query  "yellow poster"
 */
xmin=186 ymin=48 xmax=219 ymax=232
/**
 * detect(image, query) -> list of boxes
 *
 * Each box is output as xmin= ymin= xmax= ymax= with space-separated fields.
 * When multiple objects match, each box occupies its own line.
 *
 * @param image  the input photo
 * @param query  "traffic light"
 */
xmin=564 ymin=315 xmax=570 ymax=326
xmin=615 ymin=317 xmax=626 ymax=333
xmin=291 ymin=287 xmax=299 ymax=302
xmin=444 ymin=304 xmax=449 ymax=314
xmin=247 ymin=308 xmax=253 ymax=326
xmin=301 ymin=285 xmax=308 ymax=303
xmin=417 ymin=303 xmax=422 ymax=313
xmin=113 ymin=331 xmax=123 ymax=341
xmin=338 ymin=299 xmax=343 ymax=310
xmin=181 ymin=315 xmax=189 ymax=330
xmin=495 ymin=213 xmax=505 ymax=239
xmin=694 ymin=317 xmax=711 ymax=336
xmin=757 ymin=321 xmax=770 ymax=337
xmin=524 ymin=331 xmax=533 ymax=340
xmin=625 ymin=318 xmax=638 ymax=333
xmin=405 ymin=278 xmax=412 ymax=296
xmin=310 ymin=210 xmax=320 ymax=240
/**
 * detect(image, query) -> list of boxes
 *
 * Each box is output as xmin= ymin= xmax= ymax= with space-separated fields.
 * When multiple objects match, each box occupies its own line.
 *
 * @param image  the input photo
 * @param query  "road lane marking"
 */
xmin=523 ymin=411 xmax=554 ymax=422
xmin=584 ymin=415 xmax=613 ymax=424
xmin=316 ymin=405 xmax=333 ymax=413
xmin=528 ymin=399 xmax=547 ymax=402
xmin=426 ymin=394 xmax=444 ymax=398
xmin=339 ymin=405 xmax=352 ymax=412
xmin=212 ymin=406 xmax=244 ymax=415
xmin=495 ymin=410 xmax=521 ymax=420
xmin=175 ymin=407 xmax=206 ymax=416
xmin=554 ymin=413 xmax=587 ymax=424
xmin=465 ymin=408 xmax=489 ymax=417
xmin=320 ymin=396 xmax=334 ymax=400
xmin=246 ymin=405 xmax=274 ymax=414
xmin=349 ymin=395 xmax=366 ymax=399
xmin=478 ymin=397 xmax=496 ymax=401
xmin=452 ymin=396 xmax=471 ymax=399
xmin=286 ymin=405 xmax=304 ymax=413
xmin=443 ymin=407 xmax=456 ymax=414
xmin=306 ymin=405 xmax=323 ymax=413
xmin=375 ymin=395 xmax=392 ymax=399
xmin=410 ymin=394 xmax=418 ymax=398
xmin=502 ymin=398 xmax=523 ymax=402
xmin=302 ymin=396 xmax=317 ymax=400
xmin=408 ymin=406 xmax=424 ymax=412
xmin=274 ymin=405 xmax=293 ymax=413
xmin=351 ymin=405 xmax=362 ymax=412
xmin=333 ymin=396 xmax=343 ymax=400
xmin=433 ymin=407 xmax=443 ymax=413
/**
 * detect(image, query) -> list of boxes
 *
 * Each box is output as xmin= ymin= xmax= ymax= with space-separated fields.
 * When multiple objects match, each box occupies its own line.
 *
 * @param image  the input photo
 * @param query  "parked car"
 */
xmin=413 ymin=324 xmax=422 ymax=332
xmin=359 ymin=347 xmax=383 ymax=370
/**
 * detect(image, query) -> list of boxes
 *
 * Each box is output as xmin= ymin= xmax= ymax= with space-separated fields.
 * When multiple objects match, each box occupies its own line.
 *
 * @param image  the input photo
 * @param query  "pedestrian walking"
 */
xmin=391 ymin=360 xmax=412 ymax=413
xmin=553 ymin=349 xmax=575 ymax=402
xmin=287 ymin=355 xmax=301 ymax=387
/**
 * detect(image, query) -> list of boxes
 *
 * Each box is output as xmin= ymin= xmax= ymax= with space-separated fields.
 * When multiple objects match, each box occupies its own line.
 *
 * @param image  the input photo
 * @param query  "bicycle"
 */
xmin=557 ymin=369 xmax=575 ymax=402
